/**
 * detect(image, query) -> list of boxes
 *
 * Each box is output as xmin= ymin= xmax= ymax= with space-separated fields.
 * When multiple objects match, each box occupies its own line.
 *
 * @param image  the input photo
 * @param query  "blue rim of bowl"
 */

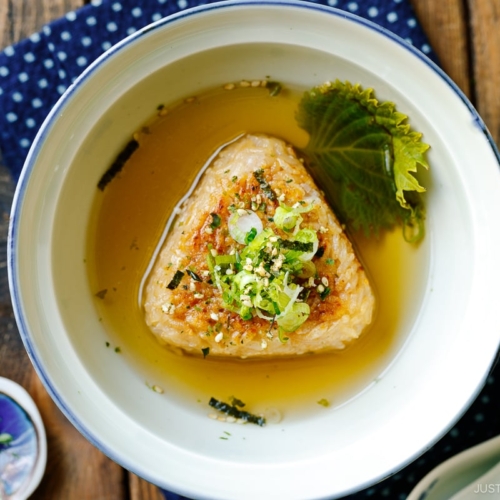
xmin=7 ymin=0 xmax=500 ymax=498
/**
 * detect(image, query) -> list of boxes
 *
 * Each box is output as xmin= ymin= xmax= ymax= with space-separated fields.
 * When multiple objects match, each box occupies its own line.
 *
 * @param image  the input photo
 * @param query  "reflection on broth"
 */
xmin=86 ymin=83 xmax=429 ymax=420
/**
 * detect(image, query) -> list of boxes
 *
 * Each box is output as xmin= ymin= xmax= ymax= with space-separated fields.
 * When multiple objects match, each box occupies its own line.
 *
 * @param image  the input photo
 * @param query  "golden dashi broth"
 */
xmin=86 ymin=83 xmax=429 ymax=420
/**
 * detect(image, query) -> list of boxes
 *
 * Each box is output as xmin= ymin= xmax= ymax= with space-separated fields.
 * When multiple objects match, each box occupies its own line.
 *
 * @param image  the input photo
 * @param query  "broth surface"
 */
xmin=87 ymin=84 xmax=429 ymax=420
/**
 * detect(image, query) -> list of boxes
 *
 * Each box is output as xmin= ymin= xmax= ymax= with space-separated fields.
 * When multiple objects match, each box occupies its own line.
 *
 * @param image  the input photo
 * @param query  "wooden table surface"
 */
xmin=0 ymin=1 xmax=499 ymax=499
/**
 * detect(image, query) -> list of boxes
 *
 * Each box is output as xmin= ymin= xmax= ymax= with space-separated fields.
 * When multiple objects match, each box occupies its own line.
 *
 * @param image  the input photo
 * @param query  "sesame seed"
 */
xmin=317 ymin=284 xmax=325 ymax=293
xmin=240 ymin=80 xmax=250 ymax=87
xmin=152 ymin=385 xmax=164 ymax=394
xmin=321 ymin=277 xmax=329 ymax=287
xmin=208 ymin=413 xmax=218 ymax=420
xmin=251 ymin=80 xmax=261 ymax=87
xmin=261 ymin=339 xmax=268 ymax=349
xmin=161 ymin=303 xmax=175 ymax=314
xmin=210 ymin=312 xmax=219 ymax=321
xmin=226 ymin=416 xmax=237 ymax=423
xmin=237 ymin=208 xmax=247 ymax=216
xmin=185 ymin=96 xmax=196 ymax=103
xmin=201 ymin=270 xmax=210 ymax=277
xmin=243 ymin=264 xmax=253 ymax=272
xmin=194 ymin=293 xmax=204 ymax=299
xmin=319 ymin=226 xmax=329 ymax=233
xmin=215 ymin=332 xmax=224 ymax=342
xmin=205 ymin=227 xmax=213 ymax=234
xmin=210 ymin=249 xmax=218 ymax=257
xmin=223 ymin=83 xmax=235 ymax=90
xmin=278 ymin=194 xmax=285 ymax=202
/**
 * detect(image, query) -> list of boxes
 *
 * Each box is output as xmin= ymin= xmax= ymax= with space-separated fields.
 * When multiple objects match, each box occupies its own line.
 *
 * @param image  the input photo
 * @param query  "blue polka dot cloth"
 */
xmin=0 ymin=1 xmax=498 ymax=499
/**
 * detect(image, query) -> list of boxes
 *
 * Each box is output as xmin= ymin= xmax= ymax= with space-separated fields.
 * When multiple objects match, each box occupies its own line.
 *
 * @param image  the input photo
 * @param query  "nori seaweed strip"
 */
xmin=209 ymin=397 xmax=266 ymax=426
xmin=267 ymin=81 xmax=282 ymax=97
xmin=315 ymin=246 xmax=325 ymax=258
xmin=253 ymin=169 xmax=277 ymax=201
xmin=278 ymin=239 xmax=314 ymax=253
xmin=97 ymin=139 xmax=139 ymax=191
xmin=167 ymin=270 xmax=185 ymax=290
xmin=186 ymin=270 xmax=203 ymax=282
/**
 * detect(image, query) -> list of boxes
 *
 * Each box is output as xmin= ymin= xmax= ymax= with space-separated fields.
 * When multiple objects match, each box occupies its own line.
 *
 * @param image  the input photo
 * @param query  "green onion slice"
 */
xmin=228 ymin=210 xmax=263 ymax=244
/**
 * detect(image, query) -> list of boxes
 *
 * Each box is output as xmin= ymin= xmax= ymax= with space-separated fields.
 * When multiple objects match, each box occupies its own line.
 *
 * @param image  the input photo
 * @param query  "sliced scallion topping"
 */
xmin=228 ymin=210 xmax=263 ymax=244
xmin=205 ymin=190 xmax=326 ymax=336
xmin=210 ymin=213 xmax=221 ymax=229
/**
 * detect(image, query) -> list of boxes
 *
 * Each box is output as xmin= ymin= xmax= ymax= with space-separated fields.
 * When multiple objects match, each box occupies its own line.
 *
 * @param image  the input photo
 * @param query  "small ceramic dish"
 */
xmin=407 ymin=434 xmax=500 ymax=500
xmin=7 ymin=1 xmax=500 ymax=499
xmin=0 ymin=377 xmax=47 ymax=500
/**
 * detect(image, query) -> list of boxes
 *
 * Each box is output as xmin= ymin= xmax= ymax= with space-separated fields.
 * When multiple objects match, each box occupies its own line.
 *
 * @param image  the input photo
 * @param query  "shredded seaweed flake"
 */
xmin=186 ymin=269 xmax=202 ymax=282
xmin=209 ymin=397 xmax=266 ymax=426
xmin=267 ymin=81 xmax=282 ymax=97
xmin=253 ymin=169 xmax=277 ymax=201
xmin=315 ymin=246 xmax=325 ymax=258
xmin=95 ymin=289 xmax=108 ymax=299
xmin=97 ymin=139 xmax=139 ymax=190
xmin=167 ymin=270 xmax=185 ymax=290
xmin=278 ymin=239 xmax=314 ymax=253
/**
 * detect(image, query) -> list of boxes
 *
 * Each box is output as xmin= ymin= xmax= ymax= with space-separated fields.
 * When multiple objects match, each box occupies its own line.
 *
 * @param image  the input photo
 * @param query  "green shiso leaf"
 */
xmin=297 ymin=80 xmax=429 ymax=242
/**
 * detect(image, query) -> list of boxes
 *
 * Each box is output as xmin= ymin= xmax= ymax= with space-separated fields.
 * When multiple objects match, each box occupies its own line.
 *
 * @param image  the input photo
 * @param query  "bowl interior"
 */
xmin=10 ymin=2 xmax=500 ymax=499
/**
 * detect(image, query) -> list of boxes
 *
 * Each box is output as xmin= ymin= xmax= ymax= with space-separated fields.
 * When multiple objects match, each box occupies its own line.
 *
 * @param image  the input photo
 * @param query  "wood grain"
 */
xmin=468 ymin=0 xmax=500 ymax=143
xmin=0 ymin=0 xmax=83 ymax=48
xmin=410 ymin=0 xmax=471 ymax=97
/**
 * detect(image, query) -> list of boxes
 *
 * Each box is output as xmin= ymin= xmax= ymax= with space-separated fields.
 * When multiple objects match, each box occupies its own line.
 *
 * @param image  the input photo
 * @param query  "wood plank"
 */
xmin=0 ymin=0 xmax=83 ymax=48
xmin=468 ymin=0 xmax=500 ymax=144
xmin=129 ymin=474 xmax=166 ymax=500
xmin=410 ymin=0 xmax=471 ymax=97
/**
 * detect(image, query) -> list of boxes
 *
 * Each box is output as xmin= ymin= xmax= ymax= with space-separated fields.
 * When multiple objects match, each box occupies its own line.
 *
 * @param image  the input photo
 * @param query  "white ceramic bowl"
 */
xmin=8 ymin=1 xmax=500 ymax=499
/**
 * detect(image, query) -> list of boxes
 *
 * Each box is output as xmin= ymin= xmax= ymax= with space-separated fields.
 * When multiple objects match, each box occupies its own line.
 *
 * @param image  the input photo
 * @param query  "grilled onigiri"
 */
xmin=143 ymin=134 xmax=375 ymax=358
